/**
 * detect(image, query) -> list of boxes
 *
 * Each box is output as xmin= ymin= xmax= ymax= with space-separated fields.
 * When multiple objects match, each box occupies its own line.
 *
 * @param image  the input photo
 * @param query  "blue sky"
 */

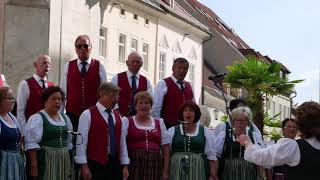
xmin=199 ymin=0 xmax=320 ymax=104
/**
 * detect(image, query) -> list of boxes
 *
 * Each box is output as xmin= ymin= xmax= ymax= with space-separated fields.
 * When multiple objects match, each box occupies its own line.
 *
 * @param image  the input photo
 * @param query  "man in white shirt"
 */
xmin=16 ymin=54 xmax=53 ymax=137
xmin=60 ymin=35 xmax=107 ymax=131
xmin=111 ymin=52 xmax=153 ymax=117
xmin=75 ymin=82 xmax=123 ymax=180
xmin=152 ymin=57 xmax=195 ymax=128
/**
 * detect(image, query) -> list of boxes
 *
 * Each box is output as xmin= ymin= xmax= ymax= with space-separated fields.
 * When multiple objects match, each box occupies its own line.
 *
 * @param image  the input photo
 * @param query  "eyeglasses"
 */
xmin=75 ymin=44 xmax=90 ymax=49
xmin=2 ymin=97 xmax=16 ymax=103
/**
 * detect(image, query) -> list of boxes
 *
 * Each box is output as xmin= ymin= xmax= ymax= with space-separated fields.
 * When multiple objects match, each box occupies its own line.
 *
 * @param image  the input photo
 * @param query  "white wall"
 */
xmin=268 ymin=95 xmax=291 ymax=121
xmin=157 ymin=19 xmax=203 ymax=103
xmin=101 ymin=3 xmax=157 ymax=82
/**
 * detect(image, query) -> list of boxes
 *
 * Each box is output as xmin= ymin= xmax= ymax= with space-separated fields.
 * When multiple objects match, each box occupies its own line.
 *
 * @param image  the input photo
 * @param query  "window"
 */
xmin=120 ymin=9 xmax=125 ymax=16
xmin=145 ymin=18 xmax=149 ymax=25
xmin=142 ymin=43 xmax=149 ymax=71
xmin=271 ymin=101 xmax=276 ymax=117
xmin=99 ymin=27 xmax=107 ymax=58
xmin=131 ymin=38 xmax=138 ymax=52
xmin=133 ymin=14 xmax=138 ymax=20
xmin=159 ymin=52 xmax=166 ymax=80
xmin=279 ymin=104 xmax=282 ymax=120
xmin=189 ymin=64 xmax=195 ymax=87
xmin=119 ymin=34 xmax=126 ymax=63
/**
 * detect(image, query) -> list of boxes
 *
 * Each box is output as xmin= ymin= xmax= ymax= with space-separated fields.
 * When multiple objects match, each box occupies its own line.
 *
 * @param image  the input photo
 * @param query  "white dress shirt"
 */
xmin=212 ymin=121 xmax=265 ymax=158
xmin=163 ymin=122 xmax=217 ymax=160
xmin=151 ymin=75 xmax=195 ymax=118
xmin=60 ymin=58 xmax=107 ymax=111
xmin=17 ymin=74 xmax=50 ymax=137
xmin=111 ymin=70 xmax=153 ymax=96
xmin=0 ymin=74 xmax=9 ymax=87
xmin=120 ymin=116 xmax=168 ymax=165
xmin=244 ymin=137 xmax=320 ymax=167
xmin=24 ymin=110 xmax=73 ymax=150
xmin=75 ymin=102 xmax=124 ymax=164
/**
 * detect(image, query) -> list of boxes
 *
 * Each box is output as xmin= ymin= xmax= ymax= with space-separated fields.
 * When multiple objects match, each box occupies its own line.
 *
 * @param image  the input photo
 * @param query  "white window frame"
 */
xmin=159 ymin=52 xmax=167 ymax=80
xmin=131 ymin=38 xmax=138 ymax=52
xmin=188 ymin=63 xmax=195 ymax=88
xmin=119 ymin=33 xmax=126 ymax=63
xmin=142 ymin=43 xmax=149 ymax=71
xmin=99 ymin=27 xmax=107 ymax=59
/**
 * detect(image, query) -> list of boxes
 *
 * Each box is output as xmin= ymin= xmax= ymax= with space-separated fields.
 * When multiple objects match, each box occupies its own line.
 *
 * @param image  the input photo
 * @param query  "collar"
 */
xmin=33 ymin=74 xmax=47 ymax=82
xmin=77 ymin=57 xmax=91 ymax=66
xmin=126 ymin=70 xmax=140 ymax=79
xmin=170 ymin=75 xmax=183 ymax=83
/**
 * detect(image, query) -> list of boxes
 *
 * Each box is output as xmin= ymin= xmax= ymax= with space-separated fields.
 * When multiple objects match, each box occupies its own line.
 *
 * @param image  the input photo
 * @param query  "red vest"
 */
xmin=126 ymin=117 xmax=161 ymax=151
xmin=87 ymin=105 xmax=122 ymax=165
xmin=25 ymin=77 xmax=54 ymax=120
xmin=161 ymin=77 xmax=193 ymax=127
xmin=66 ymin=59 xmax=100 ymax=117
xmin=117 ymin=71 xmax=147 ymax=117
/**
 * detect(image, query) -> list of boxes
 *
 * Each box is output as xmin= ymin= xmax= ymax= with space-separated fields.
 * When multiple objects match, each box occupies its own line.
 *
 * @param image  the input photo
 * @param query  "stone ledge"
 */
xmin=6 ymin=0 xmax=49 ymax=9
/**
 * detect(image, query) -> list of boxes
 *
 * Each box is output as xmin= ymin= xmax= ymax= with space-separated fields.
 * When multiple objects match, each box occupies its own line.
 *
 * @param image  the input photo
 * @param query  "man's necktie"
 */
xmin=40 ymin=79 xmax=46 ymax=89
xmin=80 ymin=61 xmax=87 ymax=76
xmin=106 ymin=109 xmax=116 ymax=158
xmin=177 ymin=81 xmax=184 ymax=91
xmin=129 ymin=75 xmax=137 ymax=116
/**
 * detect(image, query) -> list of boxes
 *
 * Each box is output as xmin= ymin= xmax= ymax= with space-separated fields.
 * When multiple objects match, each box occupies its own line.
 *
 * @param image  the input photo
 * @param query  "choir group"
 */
xmin=1 ymin=35 xmax=320 ymax=180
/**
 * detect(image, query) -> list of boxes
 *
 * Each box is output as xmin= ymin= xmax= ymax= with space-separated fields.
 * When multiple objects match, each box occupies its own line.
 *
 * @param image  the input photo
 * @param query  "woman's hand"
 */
xmin=122 ymin=165 xmax=129 ymax=180
xmin=81 ymin=164 xmax=92 ymax=180
xmin=237 ymin=134 xmax=253 ymax=148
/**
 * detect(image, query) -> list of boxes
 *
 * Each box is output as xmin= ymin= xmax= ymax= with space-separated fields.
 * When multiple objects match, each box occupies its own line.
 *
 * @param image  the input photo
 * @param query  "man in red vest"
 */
xmin=152 ymin=57 xmax=195 ymax=128
xmin=17 ymin=54 xmax=54 ymax=137
xmin=60 ymin=35 xmax=107 ymax=131
xmin=75 ymin=82 xmax=123 ymax=180
xmin=111 ymin=52 xmax=153 ymax=117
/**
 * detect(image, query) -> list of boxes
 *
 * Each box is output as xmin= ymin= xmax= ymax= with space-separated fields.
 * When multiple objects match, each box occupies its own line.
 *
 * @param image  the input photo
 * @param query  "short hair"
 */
xmin=231 ymin=106 xmax=252 ymax=122
xmin=281 ymin=118 xmax=296 ymax=129
xmin=97 ymin=82 xmax=120 ymax=98
xmin=41 ymin=86 xmax=65 ymax=104
xmin=0 ymin=87 xmax=11 ymax=101
xmin=178 ymin=101 xmax=201 ymax=123
xmin=294 ymin=101 xmax=320 ymax=139
xmin=74 ymin=35 xmax=91 ymax=46
xmin=34 ymin=54 xmax=50 ymax=64
xmin=134 ymin=91 xmax=153 ymax=106
xmin=229 ymin=98 xmax=247 ymax=111
xmin=173 ymin=57 xmax=189 ymax=68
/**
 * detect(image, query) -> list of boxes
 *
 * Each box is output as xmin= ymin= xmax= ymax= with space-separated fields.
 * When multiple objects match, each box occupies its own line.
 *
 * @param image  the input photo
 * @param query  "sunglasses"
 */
xmin=76 ymin=44 xmax=90 ymax=49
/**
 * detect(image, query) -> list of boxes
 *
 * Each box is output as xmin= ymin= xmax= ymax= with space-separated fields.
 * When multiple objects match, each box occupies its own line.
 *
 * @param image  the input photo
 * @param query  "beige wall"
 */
xmin=3 ymin=4 xmax=49 ymax=93
xmin=0 ymin=1 xmax=4 ymax=72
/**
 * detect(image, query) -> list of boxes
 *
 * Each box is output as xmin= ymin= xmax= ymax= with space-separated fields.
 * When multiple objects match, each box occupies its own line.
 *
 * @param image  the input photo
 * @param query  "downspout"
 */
xmin=201 ymin=33 xmax=213 ymax=105
xmin=153 ymin=16 xmax=159 ymax=84
xmin=58 ymin=0 xmax=64 ymax=83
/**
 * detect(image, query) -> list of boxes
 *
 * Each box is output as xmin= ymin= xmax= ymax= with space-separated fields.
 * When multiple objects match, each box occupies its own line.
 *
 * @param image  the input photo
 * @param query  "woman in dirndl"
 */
xmin=25 ymin=86 xmax=73 ymax=180
xmin=162 ymin=100 xmax=218 ymax=180
xmin=213 ymin=106 xmax=264 ymax=180
xmin=0 ymin=87 xmax=26 ymax=180
xmin=121 ymin=91 xmax=168 ymax=180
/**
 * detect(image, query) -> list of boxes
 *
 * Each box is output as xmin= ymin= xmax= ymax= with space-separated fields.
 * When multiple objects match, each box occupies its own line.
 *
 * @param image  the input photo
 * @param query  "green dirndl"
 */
xmin=218 ymin=122 xmax=258 ymax=180
xmin=169 ymin=125 xmax=209 ymax=180
xmin=37 ymin=112 xmax=74 ymax=180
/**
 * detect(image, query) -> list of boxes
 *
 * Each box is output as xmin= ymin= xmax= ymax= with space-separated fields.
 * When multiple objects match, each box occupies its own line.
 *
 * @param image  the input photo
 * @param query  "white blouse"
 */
xmin=212 ymin=121 xmax=265 ymax=158
xmin=164 ymin=122 xmax=217 ymax=161
xmin=24 ymin=110 xmax=73 ymax=150
xmin=120 ymin=116 xmax=168 ymax=165
xmin=0 ymin=113 xmax=20 ymax=134
xmin=244 ymin=137 xmax=320 ymax=167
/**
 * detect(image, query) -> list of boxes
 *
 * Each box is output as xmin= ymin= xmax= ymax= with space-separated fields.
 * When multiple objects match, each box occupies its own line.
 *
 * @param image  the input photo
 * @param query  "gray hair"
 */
xmin=97 ymin=82 xmax=120 ymax=97
xmin=231 ymin=106 xmax=252 ymax=122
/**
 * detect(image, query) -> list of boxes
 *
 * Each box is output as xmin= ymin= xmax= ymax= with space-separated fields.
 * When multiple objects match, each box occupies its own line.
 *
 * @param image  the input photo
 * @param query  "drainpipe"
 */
xmin=201 ymin=33 xmax=213 ymax=105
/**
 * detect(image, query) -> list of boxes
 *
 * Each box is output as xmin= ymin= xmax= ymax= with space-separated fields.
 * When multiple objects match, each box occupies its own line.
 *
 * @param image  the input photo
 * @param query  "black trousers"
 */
xmin=87 ymin=158 xmax=122 ymax=180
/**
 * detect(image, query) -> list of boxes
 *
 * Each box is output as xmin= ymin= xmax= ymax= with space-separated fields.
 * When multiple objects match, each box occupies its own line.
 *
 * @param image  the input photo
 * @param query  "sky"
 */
xmin=199 ymin=0 xmax=320 ymax=104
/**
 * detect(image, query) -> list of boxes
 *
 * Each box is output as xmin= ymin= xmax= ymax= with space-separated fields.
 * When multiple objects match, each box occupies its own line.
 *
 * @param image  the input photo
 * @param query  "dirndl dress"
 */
xmin=36 ymin=112 xmax=74 ymax=180
xmin=169 ymin=125 xmax=209 ymax=180
xmin=0 ymin=113 xmax=26 ymax=180
xmin=218 ymin=122 xmax=258 ymax=180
